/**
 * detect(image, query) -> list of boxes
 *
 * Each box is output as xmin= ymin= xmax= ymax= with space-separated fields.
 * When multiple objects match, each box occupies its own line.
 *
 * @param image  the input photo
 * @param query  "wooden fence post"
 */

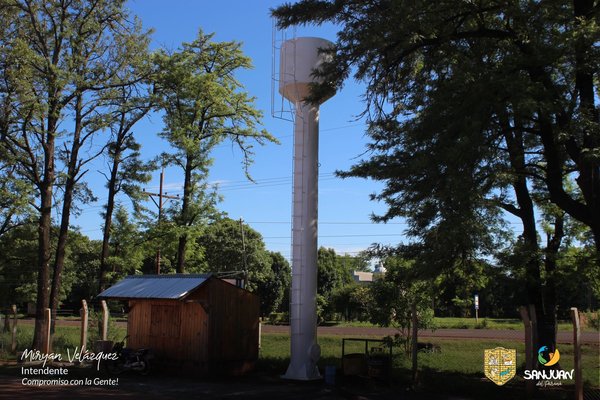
xmin=258 ymin=320 xmax=262 ymax=349
xmin=570 ymin=308 xmax=583 ymax=400
xmin=43 ymin=308 xmax=51 ymax=354
xmin=11 ymin=305 xmax=17 ymax=353
xmin=3 ymin=308 xmax=9 ymax=333
xmin=101 ymin=300 xmax=108 ymax=341
xmin=411 ymin=302 xmax=418 ymax=384
xmin=520 ymin=306 xmax=534 ymax=398
xmin=80 ymin=300 xmax=88 ymax=353
xmin=528 ymin=304 xmax=537 ymax=350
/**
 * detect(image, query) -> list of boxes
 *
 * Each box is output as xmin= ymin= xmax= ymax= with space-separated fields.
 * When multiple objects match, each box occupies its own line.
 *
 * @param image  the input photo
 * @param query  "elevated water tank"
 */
xmin=279 ymin=37 xmax=333 ymax=104
xmin=279 ymin=37 xmax=335 ymax=381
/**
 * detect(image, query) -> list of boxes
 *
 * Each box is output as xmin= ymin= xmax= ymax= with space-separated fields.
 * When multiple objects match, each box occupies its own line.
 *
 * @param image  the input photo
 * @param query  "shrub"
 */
xmin=583 ymin=311 xmax=599 ymax=330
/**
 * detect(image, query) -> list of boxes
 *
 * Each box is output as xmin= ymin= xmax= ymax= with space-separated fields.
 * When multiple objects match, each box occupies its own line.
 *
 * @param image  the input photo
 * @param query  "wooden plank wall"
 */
xmin=124 ymin=278 xmax=258 ymax=374
xmin=127 ymin=299 xmax=208 ymax=368
xmin=205 ymin=279 xmax=259 ymax=369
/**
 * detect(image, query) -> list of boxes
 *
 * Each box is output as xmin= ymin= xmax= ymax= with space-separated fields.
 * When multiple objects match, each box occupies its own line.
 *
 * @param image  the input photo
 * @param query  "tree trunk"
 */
xmin=176 ymin=157 xmax=194 ymax=273
xmin=411 ymin=301 xmax=418 ymax=384
xmin=32 ymin=112 xmax=57 ymax=351
xmin=48 ymin=96 xmax=83 ymax=334
xmin=99 ymin=151 xmax=120 ymax=292
xmin=176 ymin=235 xmax=187 ymax=273
xmin=504 ymin=127 xmax=558 ymax=354
xmin=537 ymin=215 xmax=564 ymax=370
xmin=48 ymin=169 xmax=75 ymax=334
xmin=32 ymin=181 xmax=52 ymax=350
xmin=573 ymin=0 xmax=600 ymax=253
xmin=99 ymin=98 xmax=152 ymax=288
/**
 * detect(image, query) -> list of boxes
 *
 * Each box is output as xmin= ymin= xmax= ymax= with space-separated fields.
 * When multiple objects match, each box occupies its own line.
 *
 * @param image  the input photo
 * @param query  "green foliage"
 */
xmin=196 ymin=218 xmax=291 ymax=315
xmin=433 ymin=259 xmax=490 ymax=317
xmin=331 ymin=283 xmax=373 ymax=322
xmin=0 ymin=225 xmax=38 ymax=305
xmin=86 ymin=309 xmax=123 ymax=348
xmin=337 ymin=252 xmax=370 ymax=272
xmin=257 ymin=251 xmax=291 ymax=316
xmin=317 ymin=247 xmax=338 ymax=300
xmin=272 ymin=2 xmax=600 ymax=355
xmin=153 ymin=30 xmax=277 ymax=271
xmin=267 ymin=312 xmax=289 ymax=325
xmin=0 ymin=226 xmax=102 ymax=308
xmin=197 ymin=217 xmax=271 ymax=290
xmin=583 ymin=312 xmax=599 ymax=331
xmin=61 ymin=232 xmax=102 ymax=307
xmin=154 ymin=30 xmax=275 ymax=174
xmin=368 ymin=257 xmax=435 ymax=354
xmin=260 ymin=334 xmax=599 ymax=389
xmin=1 ymin=0 xmax=153 ymax=349
xmin=273 ymin=1 xmax=600 ymax=251
xmin=103 ymin=207 xmax=147 ymax=278
xmin=0 ymin=166 xmax=33 ymax=236
xmin=0 ymin=226 xmax=107 ymax=309
xmin=316 ymin=293 xmax=327 ymax=324
xmin=317 ymin=247 xmax=353 ymax=302
xmin=99 ymin=81 xmax=155 ymax=291
xmin=554 ymin=244 xmax=600 ymax=313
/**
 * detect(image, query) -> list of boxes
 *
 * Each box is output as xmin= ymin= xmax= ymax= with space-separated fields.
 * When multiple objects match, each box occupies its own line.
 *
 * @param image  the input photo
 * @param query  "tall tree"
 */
xmin=272 ymin=0 xmax=600 ymax=250
xmin=99 ymin=83 xmax=154 ymax=292
xmin=1 ymin=0 xmax=151 ymax=348
xmin=368 ymin=257 xmax=434 ymax=355
xmin=273 ymin=0 xmax=600 ymax=354
xmin=257 ymin=251 xmax=291 ymax=316
xmin=154 ymin=31 xmax=277 ymax=273
xmin=198 ymin=217 xmax=271 ymax=290
xmin=0 ymin=3 xmax=33 ymax=237
xmin=317 ymin=247 xmax=351 ymax=301
xmin=100 ymin=206 xmax=146 ymax=287
xmin=0 ymin=225 xmax=38 ymax=307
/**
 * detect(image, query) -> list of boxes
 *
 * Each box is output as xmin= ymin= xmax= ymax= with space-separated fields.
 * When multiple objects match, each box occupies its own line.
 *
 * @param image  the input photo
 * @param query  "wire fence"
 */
xmin=323 ymin=309 xmax=598 ymax=399
xmin=1 ymin=305 xmax=599 ymax=399
xmin=394 ymin=309 xmax=600 ymax=399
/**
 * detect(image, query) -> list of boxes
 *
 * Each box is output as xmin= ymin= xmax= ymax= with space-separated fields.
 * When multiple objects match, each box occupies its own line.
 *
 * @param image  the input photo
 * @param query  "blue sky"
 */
xmin=74 ymin=0 xmax=410 ymax=262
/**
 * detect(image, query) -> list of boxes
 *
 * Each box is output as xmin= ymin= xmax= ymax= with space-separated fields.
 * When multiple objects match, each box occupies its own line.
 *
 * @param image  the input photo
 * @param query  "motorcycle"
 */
xmin=104 ymin=335 xmax=153 ymax=375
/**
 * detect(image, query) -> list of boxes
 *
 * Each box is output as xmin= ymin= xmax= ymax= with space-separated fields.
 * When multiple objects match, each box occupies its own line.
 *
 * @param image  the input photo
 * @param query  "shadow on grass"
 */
xmin=257 ymin=354 xmax=589 ymax=400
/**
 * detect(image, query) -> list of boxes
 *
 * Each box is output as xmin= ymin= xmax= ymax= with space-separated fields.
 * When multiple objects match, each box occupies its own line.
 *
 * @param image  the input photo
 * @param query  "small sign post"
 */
xmin=80 ymin=300 xmax=88 ymax=353
xmin=474 ymin=294 xmax=479 ymax=324
xmin=101 ymin=300 xmax=108 ymax=341
xmin=11 ymin=305 xmax=17 ymax=353
xmin=570 ymin=307 xmax=583 ymax=400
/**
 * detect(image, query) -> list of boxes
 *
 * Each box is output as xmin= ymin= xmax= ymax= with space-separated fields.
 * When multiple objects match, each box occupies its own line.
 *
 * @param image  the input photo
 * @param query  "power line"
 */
xmin=249 ymin=221 xmax=407 ymax=225
xmin=140 ymin=173 xmax=338 ymax=195
xmin=263 ymin=233 xmax=405 ymax=239
xmin=142 ymin=168 xmax=181 ymax=274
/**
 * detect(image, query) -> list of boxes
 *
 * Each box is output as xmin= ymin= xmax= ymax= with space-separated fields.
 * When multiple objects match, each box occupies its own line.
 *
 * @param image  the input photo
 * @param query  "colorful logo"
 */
xmin=484 ymin=347 xmax=516 ymax=386
xmin=538 ymin=346 xmax=560 ymax=366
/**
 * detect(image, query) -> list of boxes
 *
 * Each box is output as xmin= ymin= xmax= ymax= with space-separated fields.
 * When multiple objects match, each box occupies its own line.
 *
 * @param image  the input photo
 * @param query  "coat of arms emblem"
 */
xmin=484 ymin=347 xmax=516 ymax=385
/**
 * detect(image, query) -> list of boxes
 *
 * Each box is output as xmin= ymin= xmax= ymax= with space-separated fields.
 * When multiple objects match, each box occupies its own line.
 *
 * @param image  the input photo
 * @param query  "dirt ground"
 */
xmin=262 ymin=325 xmax=600 ymax=344
xmin=0 ymin=367 xmax=461 ymax=400
xmin=0 ymin=356 xmax=494 ymax=400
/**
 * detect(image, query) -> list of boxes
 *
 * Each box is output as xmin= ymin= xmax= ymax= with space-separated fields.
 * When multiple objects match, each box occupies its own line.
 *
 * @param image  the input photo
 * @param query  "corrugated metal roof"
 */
xmin=98 ymin=274 xmax=212 ymax=300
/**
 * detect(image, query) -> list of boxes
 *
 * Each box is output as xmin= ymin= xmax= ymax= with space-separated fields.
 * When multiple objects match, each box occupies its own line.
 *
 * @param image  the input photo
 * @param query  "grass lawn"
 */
xmin=0 ymin=324 xmax=127 ymax=360
xmin=259 ymin=333 xmax=600 ymax=389
xmin=2 ymin=324 xmax=597 ymax=396
xmin=324 ymin=317 xmax=590 ymax=331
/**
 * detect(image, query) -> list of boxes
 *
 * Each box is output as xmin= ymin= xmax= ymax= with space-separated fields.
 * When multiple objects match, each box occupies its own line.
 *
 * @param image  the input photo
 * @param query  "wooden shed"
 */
xmin=98 ymin=274 xmax=259 ymax=375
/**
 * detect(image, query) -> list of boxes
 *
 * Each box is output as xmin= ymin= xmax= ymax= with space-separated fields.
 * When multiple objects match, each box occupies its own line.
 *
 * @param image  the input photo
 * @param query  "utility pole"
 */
xmin=240 ymin=218 xmax=248 ymax=288
xmin=143 ymin=168 xmax=180 ymax=274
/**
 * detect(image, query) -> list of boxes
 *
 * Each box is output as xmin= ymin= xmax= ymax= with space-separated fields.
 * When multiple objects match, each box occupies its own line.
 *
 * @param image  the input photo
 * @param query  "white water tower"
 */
xmin=278 ymin=37 xmax=335 ymax=381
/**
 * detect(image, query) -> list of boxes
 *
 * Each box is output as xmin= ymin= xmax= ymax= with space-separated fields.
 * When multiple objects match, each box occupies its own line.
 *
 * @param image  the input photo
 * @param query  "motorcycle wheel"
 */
xmin=139 ymin=358 xmax=150 ymax=376
xmin=105 ymin=360 xmax=123 ymax=375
